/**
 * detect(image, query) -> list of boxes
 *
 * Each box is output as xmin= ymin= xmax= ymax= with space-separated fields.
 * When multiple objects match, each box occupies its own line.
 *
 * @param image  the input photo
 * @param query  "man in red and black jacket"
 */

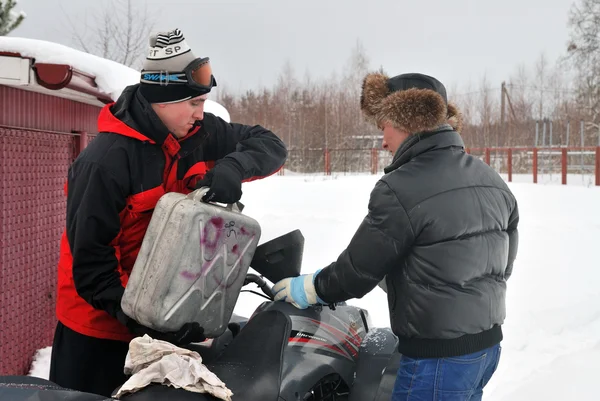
xmin=49 ymin=28 xmax=287 ymax=397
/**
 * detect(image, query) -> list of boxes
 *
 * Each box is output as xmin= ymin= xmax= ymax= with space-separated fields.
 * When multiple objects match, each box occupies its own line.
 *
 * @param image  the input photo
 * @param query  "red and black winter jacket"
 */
xmin=56 ymin=85 xmax=287 ymax=341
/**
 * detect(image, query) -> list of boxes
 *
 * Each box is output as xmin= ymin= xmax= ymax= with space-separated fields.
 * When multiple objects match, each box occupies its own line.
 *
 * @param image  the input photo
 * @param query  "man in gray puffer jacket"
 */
xmin=273 ymin=72 xmax=519 ymax=400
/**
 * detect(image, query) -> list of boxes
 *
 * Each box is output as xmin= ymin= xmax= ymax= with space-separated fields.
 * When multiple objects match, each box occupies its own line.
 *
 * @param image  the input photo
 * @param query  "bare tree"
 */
xmin=275 ymin=59 xmax=299 ymax=149
xmin=534 ymin=53 xmax=549 ymax=120
xmin=507 ymin=63 xmax=535 ymax=121
xmin=566 ymin=0 xmax=600 ymax=142
xmin=474 ymin=75 xmax=498 ymax=148
xmin=62 ymin=0 xmax=156 ymax=69
xmin=451 ymin=82 xmax=479 ymax=145
xmin=341 ymin=39 xmax=376 ymax=147
xmin=0 ymin=0 xmax=25 ymax=36
xmin=343 ymin=39 xmax=370 ymax=97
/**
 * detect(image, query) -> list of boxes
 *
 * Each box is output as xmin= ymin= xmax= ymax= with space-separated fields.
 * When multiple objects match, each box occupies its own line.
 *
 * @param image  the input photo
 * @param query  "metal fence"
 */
xmin=282 ymin=147 xmax=600 ymax=186
xmin=283 ymin=148 xmax=394 ymax=175
xmin=466 ymin=147 xmax=600 ymax=185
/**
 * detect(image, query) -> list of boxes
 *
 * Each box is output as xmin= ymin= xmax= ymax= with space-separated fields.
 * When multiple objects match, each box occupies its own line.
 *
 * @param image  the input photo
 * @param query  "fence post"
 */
xmin=371 ymin=148 xmax=378 ymax=175
xmin=485 ymin=148 xmax=491 ymax=165
xmin=324 ymin=149 xmax=331 ymax=176
xmin=533 ymin=148 xmax=538 ymax=184
xmin=561 ymin=148 xmax=567 ymax=185
xmin=507 ymin=148 xmax=513 ymax=182
xmin=596 ymin=146 xmax=600 ymax=186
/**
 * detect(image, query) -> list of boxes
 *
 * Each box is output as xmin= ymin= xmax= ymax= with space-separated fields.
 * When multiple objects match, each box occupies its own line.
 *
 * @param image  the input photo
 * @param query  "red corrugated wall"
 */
xmin=0 ymin=85 xmax=100 ymax=133
xmin=0 ymin=84 xmax=102 ymax=375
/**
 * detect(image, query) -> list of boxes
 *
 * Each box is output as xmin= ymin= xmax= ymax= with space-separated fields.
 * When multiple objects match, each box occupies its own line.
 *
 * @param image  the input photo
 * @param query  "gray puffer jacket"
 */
xmin=315 ymin=126 xmax=519 ymax=358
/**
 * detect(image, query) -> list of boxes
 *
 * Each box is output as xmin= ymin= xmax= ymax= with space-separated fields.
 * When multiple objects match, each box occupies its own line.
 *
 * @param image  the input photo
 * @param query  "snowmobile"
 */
xmin=0 ymin=229 xmax=401 ymax=401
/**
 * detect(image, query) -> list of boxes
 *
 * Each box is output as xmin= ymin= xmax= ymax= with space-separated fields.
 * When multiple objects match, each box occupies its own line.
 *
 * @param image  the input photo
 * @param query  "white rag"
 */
xmin=114 ymin=334 xmax=233 ymax=400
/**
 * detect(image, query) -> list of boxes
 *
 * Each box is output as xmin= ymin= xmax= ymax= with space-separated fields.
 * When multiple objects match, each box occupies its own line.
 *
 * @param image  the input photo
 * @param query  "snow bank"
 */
xmin=0 ymin=37 xmax=229 ymax=121
xmin=28 ymin=346 xmax=52 ymax=379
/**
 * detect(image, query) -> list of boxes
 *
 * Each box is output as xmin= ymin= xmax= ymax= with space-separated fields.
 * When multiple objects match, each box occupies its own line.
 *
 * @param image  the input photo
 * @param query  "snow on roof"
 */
xmin=0 ymin=37 xmax=230 ymax=121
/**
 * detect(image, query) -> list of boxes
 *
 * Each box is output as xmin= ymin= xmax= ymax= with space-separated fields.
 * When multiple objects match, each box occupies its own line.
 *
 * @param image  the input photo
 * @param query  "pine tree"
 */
xmin=0 ymin=0 xmax=25 ymax=36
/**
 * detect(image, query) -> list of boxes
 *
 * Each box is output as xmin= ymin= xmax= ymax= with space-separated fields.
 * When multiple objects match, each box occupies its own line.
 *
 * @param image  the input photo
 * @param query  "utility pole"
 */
xmin=500 ymin=81 xmax=506 ymax=147
xmin=501 ymin=82 xmax=506 ymax=127
xmin=505 ymin=84 xmax=517 ymax=146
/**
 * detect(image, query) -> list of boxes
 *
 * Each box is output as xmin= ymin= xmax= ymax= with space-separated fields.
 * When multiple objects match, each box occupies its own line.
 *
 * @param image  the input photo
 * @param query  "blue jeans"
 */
xmin=391 ymin=344 xmax=501 ymax=401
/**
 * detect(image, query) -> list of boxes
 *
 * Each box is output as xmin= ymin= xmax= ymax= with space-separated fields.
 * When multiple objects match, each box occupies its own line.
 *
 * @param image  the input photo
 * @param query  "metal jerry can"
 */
xmin=121 ymin=187 xmax=261 ymax=338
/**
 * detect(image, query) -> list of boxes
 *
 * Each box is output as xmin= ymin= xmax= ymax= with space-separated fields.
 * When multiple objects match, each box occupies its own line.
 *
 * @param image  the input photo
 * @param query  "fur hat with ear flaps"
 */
xmin=360 ymin=72 xmax=463 ymax=134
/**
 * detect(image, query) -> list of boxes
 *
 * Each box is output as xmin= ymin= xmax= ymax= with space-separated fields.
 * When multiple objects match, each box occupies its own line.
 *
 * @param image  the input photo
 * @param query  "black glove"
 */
xmin=195 ymin=159 xmax=245 ymax=204
xmin=116 ymin=309 xmax=206 ymax=346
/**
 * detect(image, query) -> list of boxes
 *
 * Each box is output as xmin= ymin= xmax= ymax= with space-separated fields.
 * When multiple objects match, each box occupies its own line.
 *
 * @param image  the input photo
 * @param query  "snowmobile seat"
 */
xmin=0 ymin=375 xmax=109 ymax=401
xmin=119 ymin=309 xmax=291 ymax=401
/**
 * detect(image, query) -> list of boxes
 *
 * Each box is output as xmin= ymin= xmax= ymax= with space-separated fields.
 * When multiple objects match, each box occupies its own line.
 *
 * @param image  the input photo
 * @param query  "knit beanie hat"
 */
xmin=139 ymin=28 xmax=215 ymax=104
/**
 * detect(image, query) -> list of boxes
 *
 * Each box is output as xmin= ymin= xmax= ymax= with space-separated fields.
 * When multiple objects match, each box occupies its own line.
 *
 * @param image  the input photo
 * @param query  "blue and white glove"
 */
xmin=272 ymin=270 xmax=326 ymax=309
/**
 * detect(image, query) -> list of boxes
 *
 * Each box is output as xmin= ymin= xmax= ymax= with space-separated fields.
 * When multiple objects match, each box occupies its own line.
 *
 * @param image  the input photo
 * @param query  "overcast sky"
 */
xmin=10 ymin=0 xmax=577 ymax=97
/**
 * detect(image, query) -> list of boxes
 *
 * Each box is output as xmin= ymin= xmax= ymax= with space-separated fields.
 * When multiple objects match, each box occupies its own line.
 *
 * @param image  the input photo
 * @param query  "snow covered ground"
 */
xmin=29 ymin=173 xmax=600 ymax=400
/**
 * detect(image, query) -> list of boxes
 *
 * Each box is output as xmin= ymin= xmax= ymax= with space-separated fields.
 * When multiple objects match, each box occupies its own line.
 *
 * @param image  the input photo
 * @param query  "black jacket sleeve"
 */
xmin=206 ymin=114 xmax=287 ymax=180
xmin=66 ymin=160 xmax=128 ymax=318
xmin=504 ymin=201 xmax=519 ymax=280
xmin=314 ymin=179 xmax=415 ymax=303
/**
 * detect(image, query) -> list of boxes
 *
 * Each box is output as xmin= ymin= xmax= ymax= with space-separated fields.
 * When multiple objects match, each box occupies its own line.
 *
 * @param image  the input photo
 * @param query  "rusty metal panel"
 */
xmin=0 ymin=84 xmax=102 ymax=133
xmin=0 ymin=127 xmax=77 ymax=374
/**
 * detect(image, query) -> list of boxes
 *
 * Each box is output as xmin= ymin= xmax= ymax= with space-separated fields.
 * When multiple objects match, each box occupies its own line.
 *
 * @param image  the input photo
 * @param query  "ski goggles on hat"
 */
xmin=140 ymin=57 xmax=217 ymax=90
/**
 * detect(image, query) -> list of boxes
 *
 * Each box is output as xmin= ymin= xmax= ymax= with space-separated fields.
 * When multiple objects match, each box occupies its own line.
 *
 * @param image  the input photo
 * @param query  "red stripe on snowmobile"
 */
xmin=347 ymin=325 xmax=363 ymax=347
xmin=306 ymin=319 xmax=358 ymax=358
xmin=288 ymin=337 xmax=350 ymax=358
xmin=329 ymin=313 xmax=365 ymax=348
xmin=309 ymin=319 xmax=362 ymax=349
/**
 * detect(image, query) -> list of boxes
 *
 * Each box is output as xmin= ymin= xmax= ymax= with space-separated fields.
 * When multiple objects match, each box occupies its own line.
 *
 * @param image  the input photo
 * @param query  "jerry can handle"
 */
xmin=188 ymin=187 xmax=245 ymax=212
